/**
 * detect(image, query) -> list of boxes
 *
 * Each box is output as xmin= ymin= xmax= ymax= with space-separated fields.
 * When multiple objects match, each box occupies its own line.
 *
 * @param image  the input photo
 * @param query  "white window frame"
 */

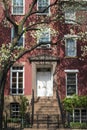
xmin=65 ymin=9 xmax=76 ymax=24
xmin=71 ymin=108 xmax=87 ymax=123
xmin=64 ymin=35 xmax=77 ymax=57
xmin=12 ymin=0 xmax=25 ymax=15
xmin=11 ymin=27 xmax=25 ymax=47
xmin=38 ymin=28 xmax=51 ymax=48
xmin=65 ymin=70 xmax=78 ymax=97
xmin=37 ymin=0 xmax=50 ymax=15
xmin=10 ymin=66 xmax=24 ymax=95
xmin=10 ymin=103 xmax=20 ymax=118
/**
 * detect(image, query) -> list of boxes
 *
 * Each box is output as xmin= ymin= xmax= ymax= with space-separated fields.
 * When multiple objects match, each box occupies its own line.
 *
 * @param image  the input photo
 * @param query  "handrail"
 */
xmin=56 ymin=88 xmax=65 ymax=127
xmin=34 ymin=114 xmax=59 ymax=128
xmin=31 ymin=89 xmax=34 ymax=126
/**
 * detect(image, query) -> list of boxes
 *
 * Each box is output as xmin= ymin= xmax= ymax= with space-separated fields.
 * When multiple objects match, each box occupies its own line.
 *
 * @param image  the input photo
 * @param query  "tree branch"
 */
xmin=20 ymin=0 xmax=37 ymax=27
xmin=2 ymin=0 xmax=17 ymax=27
xmin=20 ymin=0 xmax=58 ymax=27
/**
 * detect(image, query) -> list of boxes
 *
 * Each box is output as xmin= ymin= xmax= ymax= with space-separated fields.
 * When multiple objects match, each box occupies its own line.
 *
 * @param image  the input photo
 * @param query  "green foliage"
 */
xmin=70 ymin=122 xmax=87 ymax=129
xmin=0 ymin=43 xmax=24 ymax=68
xmin=62 ymin=95 xmax=87 ymax=112
xmin=7 ymin=118 xmax=21 ymax=123
xmin=19 ymin=96 xmax=29 ymax=118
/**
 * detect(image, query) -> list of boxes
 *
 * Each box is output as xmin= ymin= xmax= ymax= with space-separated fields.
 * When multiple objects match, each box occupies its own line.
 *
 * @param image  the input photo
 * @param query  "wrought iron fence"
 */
xmin=32 ymin=114 xmax=59 ymax=128
xmin=3 ymin=113 xmax=32 ymax=129
xmin=3 ymin=113 xmax=87 ymax=129
xmin=3 ymin=114 xmax=60 ymax=129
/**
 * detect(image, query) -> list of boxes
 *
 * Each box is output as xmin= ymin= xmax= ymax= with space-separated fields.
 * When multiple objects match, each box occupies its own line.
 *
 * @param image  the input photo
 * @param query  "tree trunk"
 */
xmin=0 ymin=71 xmax=7 ymax=130
xmin=0 ymin=92 xmax=4 ymax=130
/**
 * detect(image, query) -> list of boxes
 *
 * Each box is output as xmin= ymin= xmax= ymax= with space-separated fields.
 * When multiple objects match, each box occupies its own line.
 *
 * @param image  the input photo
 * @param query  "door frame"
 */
xmin=32 ymin=63 xmax=56 ymax=97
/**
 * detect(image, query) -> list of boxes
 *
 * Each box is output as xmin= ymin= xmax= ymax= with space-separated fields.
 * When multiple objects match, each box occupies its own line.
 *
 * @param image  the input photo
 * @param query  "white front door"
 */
xmin=37 ymin=68 xmax=53 ymax=97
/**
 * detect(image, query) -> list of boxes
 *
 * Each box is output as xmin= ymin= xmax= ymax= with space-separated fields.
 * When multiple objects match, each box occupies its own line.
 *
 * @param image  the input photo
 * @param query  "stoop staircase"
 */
xmin=31 ymin=90 xmax=64 ymax=129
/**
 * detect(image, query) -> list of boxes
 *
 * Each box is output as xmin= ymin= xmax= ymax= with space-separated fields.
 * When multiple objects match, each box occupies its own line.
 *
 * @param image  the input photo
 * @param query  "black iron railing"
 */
xmin=33 ymin=114 xmax=59 ymax=128
xmin=56 ymin=88 xmax=65 ymax=127
xmin=3 ymin=113 xmax=87 ymax=129
xmin=31 ymin=89 xmax=34 ymax=126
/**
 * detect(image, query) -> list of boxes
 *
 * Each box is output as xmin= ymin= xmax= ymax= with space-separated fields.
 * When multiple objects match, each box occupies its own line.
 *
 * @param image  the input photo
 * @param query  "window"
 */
xmin=65 ymin=38 xmax=77 ymax=57
xmin=10 ymin=103 xmax=20 ymax=118
xmin=12 ymin=0 xmax=24 ymax=15
xmin=10 ymin=66 xmax=24 ymax=95
xmin=11 ymin=27 xmax=24 ymax=46
xmin=65 ymin=71 xmax=78 ymax=96
xmin=65 ymin=9 xmax=76 ymax=24
xmin=70 ymin=109 xmax=87 ymax=123
xmin=38 ymin=28 xmax=50 ymax=48
xmin=37 ymin=0 xmax=50 ymax=14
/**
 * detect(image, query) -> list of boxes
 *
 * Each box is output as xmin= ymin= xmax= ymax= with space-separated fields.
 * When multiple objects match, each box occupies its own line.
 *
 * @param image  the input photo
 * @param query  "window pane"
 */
xmin=39 ymin=29 xmax=50 ymax=43
xmin=18 ymin=36 xmax=23 ymax=46
xmin=12 ymin=66 xmax=23 ymax=70
xmin=18 ymin=89 xmax=23 ymax=94
xmin=67 ymin=85 xmax=76 ymax=96
xmin=38 ymin=0 xmax=49 ymax=13
xmin=11 ymin=66 xmax=23 ymax=95
xmin=81 ymin=109 xmax=87 ymax=122
xmin=67 ymin=73 xmax=76 ymax=96
xmin=11 ymin=27 xmax=23 ymax=46
xmin=38 ymin=7 xmax=49 ymax=13
xmin=12 ymin=88 xmax=16 ymax=94
xmin=74 ymin=109 xmax=80 ymax=122
xmin=13 ymin=0 xmax=23 ymax=14
xmin=13 ymin=7 xmax=23 ymax=14
xmin=66 ymin=38 xmax=76 ymax=57
xmin=70 ymin=112 xmax=73 ymax=122
xmin=10 ymin=103 xmax=20 ymax=118
xmin=65 ymin=10 xmax=75 ymax=23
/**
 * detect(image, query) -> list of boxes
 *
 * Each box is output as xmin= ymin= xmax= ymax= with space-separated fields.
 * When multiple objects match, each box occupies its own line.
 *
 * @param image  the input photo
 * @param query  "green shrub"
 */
xmin=7 ymin=118 xmax=21 ymax=123
xmin=70 ymin=122 xmax=87 ymax=129
xmin=62 ymin=95 xmax=87 ymax=112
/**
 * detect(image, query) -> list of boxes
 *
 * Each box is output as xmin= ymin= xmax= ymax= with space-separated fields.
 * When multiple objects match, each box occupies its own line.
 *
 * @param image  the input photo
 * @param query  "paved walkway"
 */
xmin=3 ymin=128 xmax=87 ymax=130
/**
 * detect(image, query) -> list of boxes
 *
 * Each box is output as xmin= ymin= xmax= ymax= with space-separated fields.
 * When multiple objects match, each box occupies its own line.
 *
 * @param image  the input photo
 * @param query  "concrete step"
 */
xmin=34 ymin=108 xmax=60 ymax=114
xmin=34 ymin=104 xmax=59 ymax=109
xmin=35 ymin=101 xmax=58 ymax=106
xmin=34 ymin=98 xmax=58 ymax=107
xmin=34 ymin=97 xmax=57 ymax=103
xmin=34 ymin=98 xmax=60 ymax=114
xmin=34 ymin=110 xmax=60 ymax=115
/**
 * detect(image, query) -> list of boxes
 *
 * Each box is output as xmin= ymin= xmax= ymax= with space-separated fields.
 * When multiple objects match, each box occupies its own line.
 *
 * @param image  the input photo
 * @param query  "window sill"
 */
xmin=11 ymin=13 xmax=25 ymax=16
xmin=37 ymin=13 xmax=49 ymax=15
xmin=64 ymin=56 xmax=78 ymax=59
xmin=65 ymin=21 xmax=76 ymax=25
xmin=10 ymin=94 xmax=24 ymax=96
xmin=36 ymin=46 xmax=51 ymax=50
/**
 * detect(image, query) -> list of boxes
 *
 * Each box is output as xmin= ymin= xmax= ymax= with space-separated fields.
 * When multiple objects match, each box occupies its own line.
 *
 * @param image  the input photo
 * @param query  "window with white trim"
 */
xmin=66 ymin=72 xmax=77 ymax=96
xmin=70 ymin=109 xmax=87 ymax=123
xmin=10 ymin=66 xmax=24 ymax=95
xmin=10 ymin=103 xmax=20 ymax=118
xmin=12 ymin=0 xmax=24 ymax=15
xmin=39 ymin=28 xmax=50 ymax=43
xmin=65 ymin=9 xmax=76 ymax=24
xmin=38 ymin=28 xmax=50 ymax=48
xmin=37 ymin=0 xmax=50 ymax=14
xmin=65 ymin=38 xmax=77 ymax=57
xmin=11 ymin=27 xmax=24 ymax=47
